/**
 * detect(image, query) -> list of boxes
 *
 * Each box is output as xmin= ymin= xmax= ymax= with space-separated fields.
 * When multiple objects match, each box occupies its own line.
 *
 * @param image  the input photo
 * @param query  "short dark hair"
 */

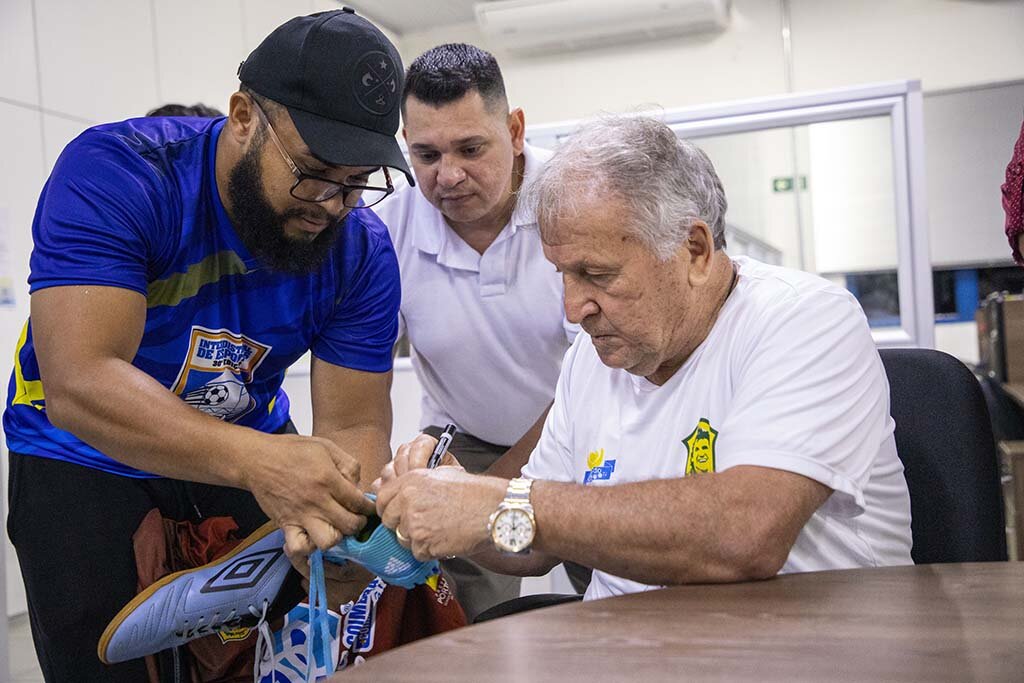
xmin=239 ymin=83 xmax=294 ymax=129
xmin=402 ymin=43 xmax=507 ymax=115
xmin=146 ymin=102 xmax=224 ymax=117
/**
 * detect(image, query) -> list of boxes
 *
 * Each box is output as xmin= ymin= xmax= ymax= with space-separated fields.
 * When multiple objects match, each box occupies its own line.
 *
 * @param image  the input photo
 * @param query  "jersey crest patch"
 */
xmin=171 ymin=326 xmax=271 ymax=423
xmin=683 ymin=418 xmax=717 ymax=475
xmin=582 ymin=448 xmax=617 ymax=484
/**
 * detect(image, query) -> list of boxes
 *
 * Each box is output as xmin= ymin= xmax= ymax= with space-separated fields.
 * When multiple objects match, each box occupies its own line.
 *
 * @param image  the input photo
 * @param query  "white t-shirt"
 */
xmin=375 ymin=144 xmax=577 ymax=446
xmin=523 ymin=256 xmax=913 ymax=600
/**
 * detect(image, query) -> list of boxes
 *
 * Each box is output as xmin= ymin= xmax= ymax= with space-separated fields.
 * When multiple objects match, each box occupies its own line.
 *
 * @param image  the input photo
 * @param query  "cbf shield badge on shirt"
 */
xmin=171 ymin=325 xmax=271 ymax=422
xmin=683 ymin=418 xmax=717 ymax=475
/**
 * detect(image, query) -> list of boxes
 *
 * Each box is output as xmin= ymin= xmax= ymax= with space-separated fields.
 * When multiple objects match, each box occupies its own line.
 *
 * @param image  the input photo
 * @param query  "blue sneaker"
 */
xmin=323 ymin=515 xmax=439 ymax=589
xmin=98 ymin=521 xmax=289 ymax=664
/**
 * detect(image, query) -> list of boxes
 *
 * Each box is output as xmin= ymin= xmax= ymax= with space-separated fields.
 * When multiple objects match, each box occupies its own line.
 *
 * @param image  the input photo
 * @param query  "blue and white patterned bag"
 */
xmin=255 ymin=603 xmax=341 ymax=683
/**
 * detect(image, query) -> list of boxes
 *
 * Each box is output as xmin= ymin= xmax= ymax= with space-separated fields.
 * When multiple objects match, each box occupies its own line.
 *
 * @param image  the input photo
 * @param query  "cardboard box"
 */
xmin=1007 ymin=298 xmax=1024 ymax=384
xmin=978 ymin=293 xmax=1024 ymax=382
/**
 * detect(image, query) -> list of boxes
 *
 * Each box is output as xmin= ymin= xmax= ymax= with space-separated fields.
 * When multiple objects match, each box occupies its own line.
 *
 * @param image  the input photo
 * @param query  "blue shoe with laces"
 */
xmin=98 ymin=521 xmax=289 ymax=665
xmin=323 ymin=514 xmax=439 ymax=589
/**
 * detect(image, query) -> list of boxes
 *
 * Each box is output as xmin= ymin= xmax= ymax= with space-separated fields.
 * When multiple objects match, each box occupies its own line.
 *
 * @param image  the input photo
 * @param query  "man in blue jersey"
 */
xmin=3 ymin=10 xmax=410 ymax=681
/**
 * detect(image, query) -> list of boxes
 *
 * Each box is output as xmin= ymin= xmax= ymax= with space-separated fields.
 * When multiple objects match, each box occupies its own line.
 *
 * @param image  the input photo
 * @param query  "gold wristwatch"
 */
xmin=487 ymin=477 xmax=536 ymax=554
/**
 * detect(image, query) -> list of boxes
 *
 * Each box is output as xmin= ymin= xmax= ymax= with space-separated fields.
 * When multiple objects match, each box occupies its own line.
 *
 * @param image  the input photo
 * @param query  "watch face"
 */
xmin=493 ymin=507 xmax=535 ymax=553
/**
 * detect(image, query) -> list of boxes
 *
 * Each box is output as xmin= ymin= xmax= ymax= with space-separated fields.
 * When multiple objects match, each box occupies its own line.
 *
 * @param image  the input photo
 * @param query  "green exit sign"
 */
xmin=772 ymin=176 xmax=808 ymax=192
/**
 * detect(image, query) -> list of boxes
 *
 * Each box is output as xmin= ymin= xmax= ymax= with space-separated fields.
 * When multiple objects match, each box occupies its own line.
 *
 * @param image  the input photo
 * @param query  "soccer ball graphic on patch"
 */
xmin=183 ymin=371 xmax=255 ymax=420
xmin=203 ymin=384 xmax=230 ymax=406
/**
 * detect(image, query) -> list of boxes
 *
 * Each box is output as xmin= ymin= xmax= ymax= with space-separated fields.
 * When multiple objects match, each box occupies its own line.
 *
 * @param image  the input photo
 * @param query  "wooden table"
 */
xmin=334 ymin=563 xmax=1024 ymax=682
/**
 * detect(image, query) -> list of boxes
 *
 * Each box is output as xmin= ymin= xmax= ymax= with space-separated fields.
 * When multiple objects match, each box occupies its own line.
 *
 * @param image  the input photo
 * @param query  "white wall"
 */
xmin=280 ymin=355 xmax=424 ymax=450
xmin=787 ymin=0 xmax=1024 ymax=95
xmin=926 ymin=82 xmax=1024 ymax=267
xmin=398 ymin=0 xmax=1024 ymax=124
xmin=399 ymin=0 xmax=790 ymax=123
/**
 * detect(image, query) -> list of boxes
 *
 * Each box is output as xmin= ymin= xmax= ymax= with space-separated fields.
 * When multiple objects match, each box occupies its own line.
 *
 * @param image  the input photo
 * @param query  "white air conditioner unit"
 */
xmin=474 ymin=0 xmax=731 ymax=55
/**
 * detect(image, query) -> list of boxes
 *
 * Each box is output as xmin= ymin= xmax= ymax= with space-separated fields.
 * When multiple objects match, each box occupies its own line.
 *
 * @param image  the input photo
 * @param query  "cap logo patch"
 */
xmin=353 ymin=51 xmax=398 ymax=115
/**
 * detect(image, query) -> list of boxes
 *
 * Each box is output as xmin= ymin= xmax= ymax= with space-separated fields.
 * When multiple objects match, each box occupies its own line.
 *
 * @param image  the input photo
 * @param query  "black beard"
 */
xmin=226 ymin=138 xmax=344 ymax=274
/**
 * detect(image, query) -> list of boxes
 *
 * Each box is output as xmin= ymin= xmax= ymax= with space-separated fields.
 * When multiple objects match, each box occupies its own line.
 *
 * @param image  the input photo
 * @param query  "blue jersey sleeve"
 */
xmin=311 ymin=214 xmax=400 ymax=373
xmin=28 ymin=129 xmax=175 ymax=296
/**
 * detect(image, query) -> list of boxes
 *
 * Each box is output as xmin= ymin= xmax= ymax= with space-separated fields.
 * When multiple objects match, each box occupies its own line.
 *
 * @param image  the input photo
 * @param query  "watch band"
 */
xmin=504 ymin=477 xmax=533 ymax=504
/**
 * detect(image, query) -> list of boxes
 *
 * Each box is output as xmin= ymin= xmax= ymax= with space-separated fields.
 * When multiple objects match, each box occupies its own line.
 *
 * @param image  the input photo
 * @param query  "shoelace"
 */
xmin=251 ymin=600 xmax=273 ymax=683
xmin=182 ymin=601 xmax=269 ymax=634
xmin=306 ymin=549 xmax=333 ymax=682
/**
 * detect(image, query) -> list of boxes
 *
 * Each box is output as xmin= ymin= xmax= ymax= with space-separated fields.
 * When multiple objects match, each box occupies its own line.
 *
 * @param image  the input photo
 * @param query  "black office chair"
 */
xmin=879 ymin=348 xmax=1007 ymax=563
xmin=975 ymin=371 xmax=1024 ymax=444
xmin=474 ymin=592 xmax=582 ymax=623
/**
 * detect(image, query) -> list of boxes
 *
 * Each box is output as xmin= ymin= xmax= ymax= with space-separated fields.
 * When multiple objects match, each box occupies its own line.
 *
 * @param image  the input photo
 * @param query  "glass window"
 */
xmin=691 ymin=115 xmax=901 ymax=329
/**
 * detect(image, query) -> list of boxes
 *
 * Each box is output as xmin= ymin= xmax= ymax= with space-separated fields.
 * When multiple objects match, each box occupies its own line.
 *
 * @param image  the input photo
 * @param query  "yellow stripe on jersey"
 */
xmin=147 ymin=251 xmax=249 ymax=309
xmin=12 ymin=320 xmax=45 ymax=409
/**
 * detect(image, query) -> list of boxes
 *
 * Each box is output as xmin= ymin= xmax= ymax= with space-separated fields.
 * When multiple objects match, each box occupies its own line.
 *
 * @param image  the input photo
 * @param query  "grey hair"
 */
xmin=523 ymin=115 xmax=728 ymax=259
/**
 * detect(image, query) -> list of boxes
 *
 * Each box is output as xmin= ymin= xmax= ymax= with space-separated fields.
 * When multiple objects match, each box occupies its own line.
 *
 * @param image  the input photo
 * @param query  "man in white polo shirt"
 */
xmin=374 ymin=44 xmax=586 ymax=619
xmin=375 ymin=115 xmax=913 ymax=600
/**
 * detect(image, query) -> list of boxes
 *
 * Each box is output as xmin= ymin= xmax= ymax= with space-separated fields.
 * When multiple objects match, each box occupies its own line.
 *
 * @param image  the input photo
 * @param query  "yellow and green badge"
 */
xmin=683 ymin=418 xmax=717 ymax=475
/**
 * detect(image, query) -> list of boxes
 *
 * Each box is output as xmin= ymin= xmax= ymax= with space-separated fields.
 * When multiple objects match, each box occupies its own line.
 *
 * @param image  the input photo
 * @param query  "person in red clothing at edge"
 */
xmin=1003 ymin=117 xmax=1024 ymax=262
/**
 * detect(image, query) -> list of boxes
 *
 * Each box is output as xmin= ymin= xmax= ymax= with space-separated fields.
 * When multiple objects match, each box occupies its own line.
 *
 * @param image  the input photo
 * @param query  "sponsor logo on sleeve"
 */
xmin=582 ymin=448 xmax=617 ymax=485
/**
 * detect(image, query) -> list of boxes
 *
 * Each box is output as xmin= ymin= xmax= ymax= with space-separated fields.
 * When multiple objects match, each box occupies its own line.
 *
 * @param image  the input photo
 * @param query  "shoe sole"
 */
xmin=97 ymin=520 xmax=280 ymax=664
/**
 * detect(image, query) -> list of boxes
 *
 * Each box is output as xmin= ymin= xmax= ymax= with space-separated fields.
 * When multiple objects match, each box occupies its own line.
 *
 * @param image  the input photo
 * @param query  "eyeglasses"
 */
xmin=251 ymin=98 xmax=394 ymax=209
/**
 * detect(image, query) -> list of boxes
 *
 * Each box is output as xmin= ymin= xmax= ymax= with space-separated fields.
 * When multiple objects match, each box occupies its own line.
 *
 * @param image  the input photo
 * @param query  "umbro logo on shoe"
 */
xmin=201 ymin=548 xmax=285 ymax=594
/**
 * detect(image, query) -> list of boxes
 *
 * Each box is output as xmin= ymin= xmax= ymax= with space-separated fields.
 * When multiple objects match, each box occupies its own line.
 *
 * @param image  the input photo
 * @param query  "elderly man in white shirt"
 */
xmin=375 ymin=115 xmax=913 ymax=602
xmin=374 ymin=43 xmax=587 ymax=620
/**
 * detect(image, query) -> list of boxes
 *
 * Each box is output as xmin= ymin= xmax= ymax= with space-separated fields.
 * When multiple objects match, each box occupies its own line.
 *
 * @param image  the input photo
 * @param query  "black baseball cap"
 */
xmin=238 ymin=8 xmax=414 ymax=186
